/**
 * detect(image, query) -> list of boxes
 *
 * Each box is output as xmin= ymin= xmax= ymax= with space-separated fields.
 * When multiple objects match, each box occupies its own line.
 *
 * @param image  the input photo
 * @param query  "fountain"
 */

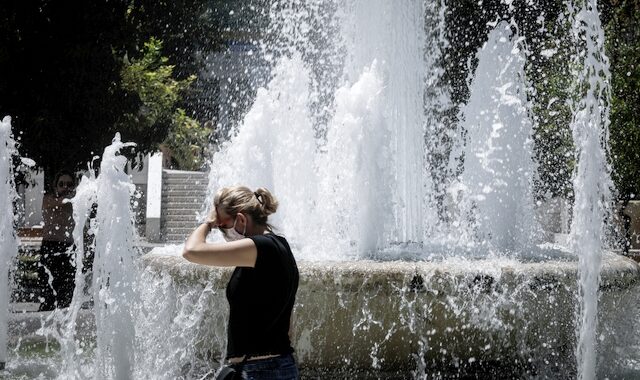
xmin=0 ymin=116 xmax=19 ymax=371
xmin=3 ymin=0 xmax=640 ymax=379
xmin=566 ymin=1 xmax=615 ymax=379
xmin=53 ymin=134 xmax=139 ymax=379
xmin=141 ymin=0 xmax=640 ymax=378
xmin=455 ymin=21 xmax=540 ymax=253
xmin=2 ymin=134 xmax=140 ymax=379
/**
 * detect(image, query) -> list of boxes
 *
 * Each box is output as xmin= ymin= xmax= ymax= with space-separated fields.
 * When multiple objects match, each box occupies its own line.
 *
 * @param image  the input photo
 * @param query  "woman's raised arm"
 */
xmin=182 ymin=223 xmax=258 ymax=267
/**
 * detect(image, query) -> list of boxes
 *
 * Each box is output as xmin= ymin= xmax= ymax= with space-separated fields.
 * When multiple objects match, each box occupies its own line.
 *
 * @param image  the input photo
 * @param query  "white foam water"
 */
xmin=206 ymin=1 xmax=433 ymax=259
xmin=455 ymin=21 xmax=542 ymax=254
xmin=49 ymin=133 xmax=139 ymax=379
xmin=0 ymin=116 xmax=18 ymax=370
xmin=567 ymin=0 xmax=614 ymax=379
xmin=205 ymin=55 xmax=319 ymax=253
xmin=200 ymin=0 xmax=619 ymax=376
xmin=3 ymin=0 xmax=624 ymax=378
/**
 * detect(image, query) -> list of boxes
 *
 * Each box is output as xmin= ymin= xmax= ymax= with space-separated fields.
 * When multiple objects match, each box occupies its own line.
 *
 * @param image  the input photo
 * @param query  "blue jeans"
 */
xmin=239 ymin=354 xmax=299 ymax=380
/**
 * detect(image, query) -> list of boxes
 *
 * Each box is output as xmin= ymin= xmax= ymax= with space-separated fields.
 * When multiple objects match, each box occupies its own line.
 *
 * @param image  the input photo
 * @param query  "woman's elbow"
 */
xmin=182 ymin=248 xmax=195 ymax=261
xmin=183 ymin=241 xmax=207 ymax=261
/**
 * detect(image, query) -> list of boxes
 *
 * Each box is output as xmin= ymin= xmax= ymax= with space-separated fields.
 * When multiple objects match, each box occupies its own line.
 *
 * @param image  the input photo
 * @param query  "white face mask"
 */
xmin=222 ymin=216 xmax=246 ymax=242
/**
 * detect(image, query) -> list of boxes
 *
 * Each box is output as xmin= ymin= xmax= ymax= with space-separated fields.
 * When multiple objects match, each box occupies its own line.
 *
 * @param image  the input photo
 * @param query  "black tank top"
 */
xmin=225 ymin=233 xmax=299 ymax=358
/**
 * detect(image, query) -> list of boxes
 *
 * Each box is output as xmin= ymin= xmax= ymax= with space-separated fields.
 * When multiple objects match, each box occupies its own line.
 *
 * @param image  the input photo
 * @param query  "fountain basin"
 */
xmin=141 ymin=252 xmax=640 ymax=377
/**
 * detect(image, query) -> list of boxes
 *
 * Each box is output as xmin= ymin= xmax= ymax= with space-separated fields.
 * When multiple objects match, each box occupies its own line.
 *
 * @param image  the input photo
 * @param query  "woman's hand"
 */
xmin=205 ymin=220 xmax=218 ymax=231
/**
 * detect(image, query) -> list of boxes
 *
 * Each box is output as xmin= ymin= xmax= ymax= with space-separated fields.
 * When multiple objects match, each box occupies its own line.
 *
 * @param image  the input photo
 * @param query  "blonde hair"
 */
xmin=212 ymin=186 xmax=279 ymax=230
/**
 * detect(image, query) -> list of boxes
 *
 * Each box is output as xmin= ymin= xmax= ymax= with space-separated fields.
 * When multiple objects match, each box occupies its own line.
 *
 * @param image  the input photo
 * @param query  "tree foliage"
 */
xmin=0 ymin=0 xmax=637 ymax=198
xmin=0 ymin=0 xmax=133 ymax=178
xmin=163 ymin=108 xmax=211 ymax=170
xmin=120 ymin=38 xmax=190 ymax=145
xmin=125 ymin=0 xmax=269 ymax=123
xmin=528 ymin=10 xmax=576 ymax=200
xmin=0 ymin=0 xmax=218 ymax=178
xmin=118 ymin=37 xmax=210 ymax=170
xmin=442 ymin=0 xmax=639 ymax=203
xmin=605 ymin=0 xmax=640 ymax=202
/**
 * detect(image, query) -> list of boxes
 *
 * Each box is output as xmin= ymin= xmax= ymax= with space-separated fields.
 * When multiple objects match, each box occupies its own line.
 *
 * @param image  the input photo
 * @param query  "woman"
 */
xmin=183 ymin=186 xmax=300 ymax=380
xmin=39 ymin=170 xmax=76 ymax=310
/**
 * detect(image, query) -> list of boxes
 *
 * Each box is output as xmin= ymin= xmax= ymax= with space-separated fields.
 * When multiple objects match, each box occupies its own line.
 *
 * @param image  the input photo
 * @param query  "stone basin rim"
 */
xmin=141 ymin=251 xmax=640 ymax=290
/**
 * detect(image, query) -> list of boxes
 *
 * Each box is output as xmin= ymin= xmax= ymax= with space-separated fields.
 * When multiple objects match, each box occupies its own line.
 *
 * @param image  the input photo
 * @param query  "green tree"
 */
xmin=0 ymin=1 xmax=217 ymax=179
xmin=605 ymin=0 xmax=640 ymax=202
xmin=125 ymin=0 xmax=270 ymax=123
xmin=528 ymin=10 xmax=576 ymax=201
xmin=119 ymin=38 xmax=210 ymax=170
xmin=0 ymin=0 xmax=135 ymax=180
xmin=164 ymin=109 xmax=211 ymax=170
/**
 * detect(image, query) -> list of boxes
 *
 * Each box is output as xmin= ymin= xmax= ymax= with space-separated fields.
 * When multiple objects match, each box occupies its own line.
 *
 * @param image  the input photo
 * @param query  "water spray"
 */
xmin=0 ymin=116 xmax=18 ymax=371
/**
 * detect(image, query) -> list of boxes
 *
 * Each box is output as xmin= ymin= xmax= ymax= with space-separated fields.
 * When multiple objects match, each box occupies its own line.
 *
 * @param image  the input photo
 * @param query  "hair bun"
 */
xmin=254 ymin=187 xmax=279 ymax=215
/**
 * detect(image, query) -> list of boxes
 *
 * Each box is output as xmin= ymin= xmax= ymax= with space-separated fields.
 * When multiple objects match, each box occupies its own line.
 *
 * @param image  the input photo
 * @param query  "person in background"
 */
xmin=183 ymin=186 xmax=300 ymax=380
xmin=38 ymin=170 xmax=76 ymax=311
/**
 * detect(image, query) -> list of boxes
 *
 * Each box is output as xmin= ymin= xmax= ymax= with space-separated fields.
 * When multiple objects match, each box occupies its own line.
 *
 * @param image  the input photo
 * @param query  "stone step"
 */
xmin=162 ymin=224 xmax=194 ymax=232
xmin=162 ymin=174 xmax=207 ymax=181
xmin=162 ymin=202 xmax=206 ymax=209
xmin=162 ymin=229 xmax=194 ymax=242
xmin=161 ymin=204 xmax=203 ymax=215
xmin=162 ymin=198 xmax=206 ymax=206
xmin=162 ymin=183 xmax=207 ymax=190
xmin=160 ymin=170 xmax=209 ymax=244
xmin=161 ymin=215 xmax=200 ymax=228
xmin=162 ymin=176 xmax=208 ymax=185
xmin=164 ymin=235 xmax=188 ymax=243
xmin=162 ymin=182 xmax=207 ymax=189
xmin=164 ymin=227 xmax=197 ymax=236
xmin=162 ymin=227 xmax=194 ymax=234
xmin=162 ymin=193 xmax=206 ymax=200
xmin=163 ymin=172 xmax=207 ymax=178
xmin=163 ymin=174 xmax=208 ymax=180
xmin=160 ymin=214 xmax=203 ymax=222
xmin=163 ymin=218 xmax=201 ymax=226
xmin=162 ymin=193 xmax=207 ymax=199
xmin=163 ymin=190 xmax=204 ymax=197
xmin=162 ymin=190 xmax=208 ymax=197
xmin=160 ymin=208 xmax=200 ymax=220
xmin=162 ymin=197 xmax=204 ymax=208
xmin=163 ymin=214 xmax=202 ymax=222
xmin=164 ymin=219 xmax=200 ymax=228
xmin=163 ymin=214 xmax=201 ymax=222
xmin=163 ymin=169 xmax=208 ymax=177
xmin=163 ymin=212 xmax=200 ymax=220
xmin=163 ymin=210 xmax=202 ymax=216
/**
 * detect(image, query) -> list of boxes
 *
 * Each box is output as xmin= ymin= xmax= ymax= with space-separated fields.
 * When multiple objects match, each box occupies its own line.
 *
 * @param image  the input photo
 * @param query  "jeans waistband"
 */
xmin=239 ymin=353 xmax=295 ymax=371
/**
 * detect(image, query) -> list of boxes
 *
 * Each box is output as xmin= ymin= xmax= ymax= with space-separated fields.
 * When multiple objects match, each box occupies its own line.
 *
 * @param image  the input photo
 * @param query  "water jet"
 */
xmin=4 ymin=0 xmax=640 ymax=379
